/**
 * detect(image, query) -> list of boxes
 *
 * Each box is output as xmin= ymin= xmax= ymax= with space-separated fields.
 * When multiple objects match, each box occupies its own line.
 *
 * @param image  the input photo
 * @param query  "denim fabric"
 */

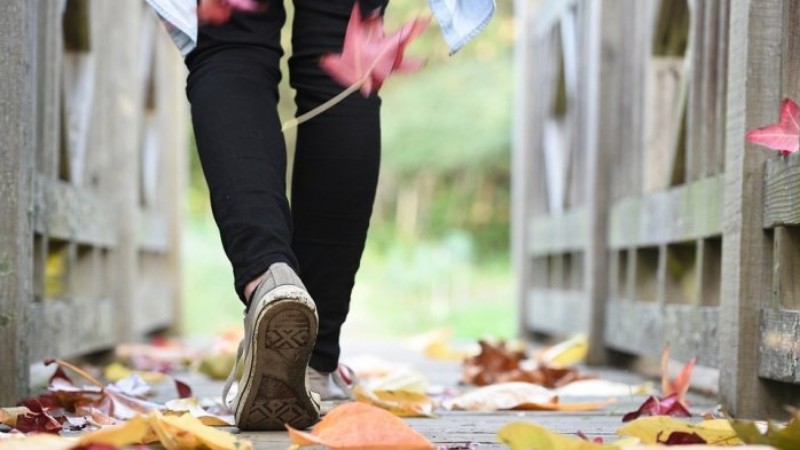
xmin=428 ymin=0 xmax=496 ymax=54
xmin=146 ymin=0 xmax=494 ymax=56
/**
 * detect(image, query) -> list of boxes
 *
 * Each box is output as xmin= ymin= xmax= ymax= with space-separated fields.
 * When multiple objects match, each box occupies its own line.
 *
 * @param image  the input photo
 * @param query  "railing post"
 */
xmin=0 ymin=0 xmax=37 ymax=405
xmin=720 ymin=0 xmax=783 ymax=418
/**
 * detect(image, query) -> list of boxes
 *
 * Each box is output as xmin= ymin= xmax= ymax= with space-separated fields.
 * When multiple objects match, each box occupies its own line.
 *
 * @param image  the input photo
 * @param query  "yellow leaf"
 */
xmin=287 ymin=402 xmax=435 ymax=450
xmin=618 ymin=417 xmax=741 ymax=445
xmin=164 ymin=397 xmax=235 ymax=426
xmin=0 ymin=434 xmax=76 ymax=450
xmin=149 ymin=410 xmax=253 ymax=450
xmin=76 ymin=415 xmax=157 ymax=446
xmin=104 ymin=362 xmax=166 ymax=383
xmin=353 ymin=385 xmax=435 ymax=417
xmin=540 ymin=334 xmax=589 ymax=368
xmin=198 ymin=353 xmax=237 ymax=380
xmin=498 ymin=422 xmax=619 ymax=450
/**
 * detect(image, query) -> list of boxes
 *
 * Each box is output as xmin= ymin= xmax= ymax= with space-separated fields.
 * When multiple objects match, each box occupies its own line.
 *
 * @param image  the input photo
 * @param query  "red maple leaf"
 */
xmin=621 ymin=393 xmax=692 ymax=422
xmin=746 ymin=97 xmax=800 ymax=155
xmin=320 ymin=2 xmax=429 ymax=96
xmin=197 ymin=0 xmax=266 ymax=25
xmin=660 ymin=344 xmax=695 ymax=407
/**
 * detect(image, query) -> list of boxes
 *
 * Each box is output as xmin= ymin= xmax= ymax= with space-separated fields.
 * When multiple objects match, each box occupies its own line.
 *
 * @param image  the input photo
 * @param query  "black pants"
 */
xmin=185 ymin=0 xmax=385 ymax=372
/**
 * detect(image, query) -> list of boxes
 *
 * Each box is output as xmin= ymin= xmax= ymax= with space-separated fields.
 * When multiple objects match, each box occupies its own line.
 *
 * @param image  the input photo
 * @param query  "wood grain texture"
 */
xmin=529 ymin=207 xmax=588 ymax=255
xmin=608 ymin=175 xmax=723 ymax=249
xmin=759 ymin=308 xmax=800 ymax=383
xmin=0 ymin=0 xmax=36 ymax=405
xmin=719 ymin=0 xmax=782 ymax=419
xmin=763 ymin=154 xmax=800 ymax=227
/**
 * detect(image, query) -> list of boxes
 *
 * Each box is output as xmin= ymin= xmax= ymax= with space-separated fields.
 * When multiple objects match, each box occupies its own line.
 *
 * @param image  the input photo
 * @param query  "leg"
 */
xmin=289 ymin=0 xmax=386 ymax=372
xmin=185 ymin=3 xmax=296 ymax=303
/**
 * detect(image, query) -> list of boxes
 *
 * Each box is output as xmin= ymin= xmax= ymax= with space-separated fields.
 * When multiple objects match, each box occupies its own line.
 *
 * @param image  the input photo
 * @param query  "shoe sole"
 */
xmin=234 ymin=286 xmax=319 ymax=431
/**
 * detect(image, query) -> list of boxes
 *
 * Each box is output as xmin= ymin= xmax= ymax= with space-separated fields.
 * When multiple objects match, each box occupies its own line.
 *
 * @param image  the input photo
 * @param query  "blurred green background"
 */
xmin=182 ymin=0 xmax=516 ymax=341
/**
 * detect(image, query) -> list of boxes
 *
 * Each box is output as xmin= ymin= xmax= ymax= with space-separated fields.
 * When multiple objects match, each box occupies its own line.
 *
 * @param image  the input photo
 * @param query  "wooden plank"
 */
xmin=609 ymin=175 xmax=723 ymax=248
xmin=138 ymin=212 xmax=169 ymax=253
xmin=759 ymin=308 xmax=800 ymax=384
xmin=27 ymin=299 xmax=117 ymax=363
xmin=35 ymin=0 xmax=63 ymax=179
xmin=685 ymin=0 xmax=707 ymax=183
xmin=719 ymin=0 xmax=784 ymax=419
xmin=533 ymin=0 xmax=581 ymax=37
xmin=529 ymin=207 xmax=588 ymax=255
xmin=526 ymin=288 xmax=588 ymax=337
xmin=604 ymin=300 xmax=664 ymax=357
xmin=763 ymin=153 xmax=800 ymax=228
xmin=663 ymin=305 xmax=719 ymax=368
xmin=33 ymin=175 xmax=117 ymax=247
xmin=773 ymin=227 xmax=800 ymax=309
xmin=710 ymin=0 xmax=729 ymax=176
xmin=0 ymin=0 xmax=36 ymax=406
xmin=512 ymin=0 xmax=539 ymax=337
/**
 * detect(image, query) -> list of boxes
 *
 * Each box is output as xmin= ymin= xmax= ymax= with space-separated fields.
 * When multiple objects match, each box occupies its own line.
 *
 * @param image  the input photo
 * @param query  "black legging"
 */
xmin=185 ymin=0 xmax=385 ymax=372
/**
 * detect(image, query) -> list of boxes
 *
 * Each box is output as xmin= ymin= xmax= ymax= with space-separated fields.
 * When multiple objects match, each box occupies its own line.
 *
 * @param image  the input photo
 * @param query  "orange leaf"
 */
xmin=660 ymin=344 xmax=695 ymax=405
xmin=286 ymin=402 xmax=435 ymax=450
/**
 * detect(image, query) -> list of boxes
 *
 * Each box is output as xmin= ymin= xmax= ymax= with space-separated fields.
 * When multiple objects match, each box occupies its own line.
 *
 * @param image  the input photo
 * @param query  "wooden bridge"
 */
xmin=514 ymin=0 xmax=800 ymax=418
xmin=3 ymin=0 xmax=800 ymax=422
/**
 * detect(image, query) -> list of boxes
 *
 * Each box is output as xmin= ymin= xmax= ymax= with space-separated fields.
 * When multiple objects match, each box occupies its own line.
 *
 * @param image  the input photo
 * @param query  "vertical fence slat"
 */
xmin=0 ymin=0 xmax=36 ymax=405
xmin=719 ymin=0 xmax=782 ymax=418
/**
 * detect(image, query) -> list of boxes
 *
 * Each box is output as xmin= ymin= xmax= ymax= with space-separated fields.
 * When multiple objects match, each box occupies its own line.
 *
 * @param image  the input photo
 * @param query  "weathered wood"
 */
xmin=772 ymin=227 xmax=800 ymax=309
xmin=526 ymin=288 xmax=587 ymax=336
xmin=763 ymin=153 xmax=800 ymax=227
xmin=36 ymin=0 xmax=63 ymax=179
xmin=608 ymin=175 xmax=723 ymax=249
xmin=759 ymin=308 xmax=800 ymax=383
xmin=663 ymin=305 xmax=720 ymax=368
xmin=529 ymin=207 xmax=588 ymax=255
xmin=33 ymin=175 xmax=116 ymax=246
xmin=604 ymin=300 xmax=664 ymax=357
xmin=685 ymin=0 xmax=707 ymax=183
xmin=0 ymin=0 xmax=37 ymax=405
xmin=719 ymin=0 xmax=783 ymax=419
xmin=644 ymin=57 xmax=685 ymax=192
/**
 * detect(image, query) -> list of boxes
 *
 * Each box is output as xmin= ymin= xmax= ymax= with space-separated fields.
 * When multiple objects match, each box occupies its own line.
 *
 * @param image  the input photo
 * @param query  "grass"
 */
xmin=180 ymin=214 xmax=516 ymax=341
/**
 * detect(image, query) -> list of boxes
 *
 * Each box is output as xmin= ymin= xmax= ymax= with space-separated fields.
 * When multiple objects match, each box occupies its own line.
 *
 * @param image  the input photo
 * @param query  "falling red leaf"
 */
xmin=746 ymin=97 xmax=800 ymax=155
xmin=621 ymin=393 xmax=691 ymax=422
xmin=197 ymin=0 xmax=266 ymax=25
xmin=657 ymin=431 xmax=707 ymax=445
xmin=320 ymin=1 xmax=429 ymax=96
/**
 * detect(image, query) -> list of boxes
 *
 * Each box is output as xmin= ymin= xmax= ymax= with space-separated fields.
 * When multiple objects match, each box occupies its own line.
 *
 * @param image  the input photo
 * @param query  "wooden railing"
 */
xmin=0 ymin=0 xmax=187 ymax=404
xmin=514 ymin=0 xmax=800 ymax=417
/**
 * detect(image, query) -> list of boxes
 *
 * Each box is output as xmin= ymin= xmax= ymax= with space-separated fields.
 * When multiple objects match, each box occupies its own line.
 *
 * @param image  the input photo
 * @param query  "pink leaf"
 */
xmin=197 ymin=0 xmax=266 ymax=25
xmin=746 ymin=97 xmax=800 ymax=155
xmin=320 ymin=1 xmax=429 ymax=96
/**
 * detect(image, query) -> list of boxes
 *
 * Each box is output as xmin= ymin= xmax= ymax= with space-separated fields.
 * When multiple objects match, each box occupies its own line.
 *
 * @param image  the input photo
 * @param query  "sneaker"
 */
xmin=307 ymin=364 xmax=357 ymax=415
xmin=222 ymin=263 xmax=321 ymax=430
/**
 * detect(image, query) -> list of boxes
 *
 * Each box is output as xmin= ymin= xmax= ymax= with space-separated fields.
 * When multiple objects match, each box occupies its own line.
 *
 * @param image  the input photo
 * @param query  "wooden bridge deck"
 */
xmin=178 ymin=341 xmax=717 ymax=450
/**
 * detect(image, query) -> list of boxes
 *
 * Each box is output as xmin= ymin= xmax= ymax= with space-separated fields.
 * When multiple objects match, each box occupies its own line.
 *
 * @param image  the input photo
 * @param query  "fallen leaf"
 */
xmin=499 ymin=422 xmax=619 ymax=450
xmin=463 ymin=340 xmax=594 ymax=387
xmin=443 ymin=382 xmax=612 ymax=412
xmin=353 ymin=385 xmax=435 ymax=417
xmin=622 ymin=394 xmax=691 ymax=422
xmin=538 ymin=334 xmax=589 ymax=368
xmin=660 ymin=344 xmax=695 ymax=406
xmin=197 ymin=0 xmax=266 ymax=25
xmin=732 ymin=412 xmax=800 ymax=450
xmin=0 ymin=434 xmax=77 ymax=450
xmin=14 ymin=399 xmax=62 ymax=434
xmin=745 ymin=97 xmax=800 ymax=155
xmin=0 ymin=408 xmax=31 ymax=428
xmin=618 ymin=417 xmax=741 ymax=445
xmin=148 ymin=410 xmax=252 ymax=450
xmin=556 ymin=379 xmax=653 ymax=398
xmin=362 ymin=368 xmax=429 ymax=394
xmin=287 ymin=402 xmax=435 ymax=450
xmin=320 ymin=1 xmax=429 ymax=96
xmin=657 ymin=431 xmax=706 ymax=444
xmin=76 ymin=415 xmax=156 ymax=446
xmin=164 ymin=398 xmax=234 ymax=426
xmin=103 ymin=363 xmax=166 ymax=384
